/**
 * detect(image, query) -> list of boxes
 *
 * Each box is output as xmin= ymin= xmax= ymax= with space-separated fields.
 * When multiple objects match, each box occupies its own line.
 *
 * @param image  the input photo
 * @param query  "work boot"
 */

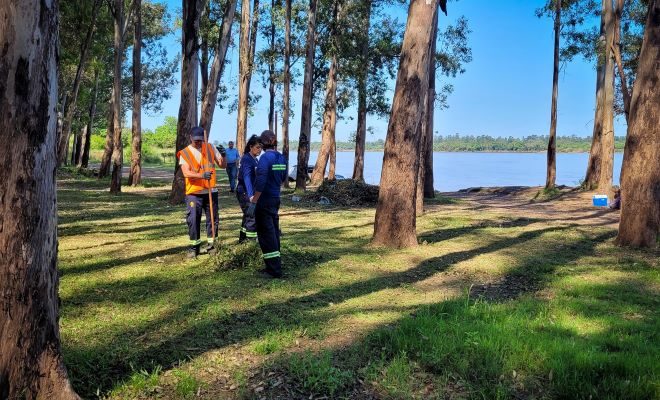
xmin=206 ymin=243 xmax=217 ymax=255
xmin=187 ymin=245 xmax=200 ymax=259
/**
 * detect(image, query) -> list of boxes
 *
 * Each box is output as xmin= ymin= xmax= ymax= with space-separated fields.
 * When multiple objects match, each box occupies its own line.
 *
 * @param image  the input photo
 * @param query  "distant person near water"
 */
xmin=246 ymin=130 xmax=288 ymax=278
xmin=177 ymin=127 xmax=227 ymax=258
xmin=236 ymin=135 xmax=262 ymax=243
xmin=224 ymin=141 xmax=240 ymax=192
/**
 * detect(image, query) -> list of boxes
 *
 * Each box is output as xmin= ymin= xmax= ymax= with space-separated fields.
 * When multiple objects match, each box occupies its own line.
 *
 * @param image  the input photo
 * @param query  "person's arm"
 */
xmin=243 ymin=158 xmax=256 ymax=198
xmin=181 ymin=162 xmax=205 ymax=179
xmin=251 ymin=154 xmax=270 ymax=203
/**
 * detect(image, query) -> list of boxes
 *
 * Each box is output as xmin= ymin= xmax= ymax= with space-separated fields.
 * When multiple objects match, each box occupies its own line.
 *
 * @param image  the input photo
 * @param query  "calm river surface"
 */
xmin=288 ymin=151 xmax=624 ymax=192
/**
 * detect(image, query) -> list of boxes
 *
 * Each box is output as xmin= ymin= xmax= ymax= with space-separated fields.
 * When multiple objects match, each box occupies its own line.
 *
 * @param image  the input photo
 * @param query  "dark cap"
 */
xmin=191 ymin=126 xmax=205 ymax=140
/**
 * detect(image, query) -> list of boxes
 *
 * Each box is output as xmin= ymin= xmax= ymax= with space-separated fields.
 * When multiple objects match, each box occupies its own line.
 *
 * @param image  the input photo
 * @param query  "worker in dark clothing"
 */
xmin=247 ymin=130 xmax=288 ymax=278
xmin=236 ymin=134 xmax=262 ymax=242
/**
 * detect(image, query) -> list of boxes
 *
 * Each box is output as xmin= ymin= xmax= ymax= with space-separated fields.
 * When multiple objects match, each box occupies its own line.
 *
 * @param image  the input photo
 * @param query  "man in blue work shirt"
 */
xmin=224 ymin=141 xmax=240 ymax=192
xmin=247 ymin=130 xmax=288 ymax=278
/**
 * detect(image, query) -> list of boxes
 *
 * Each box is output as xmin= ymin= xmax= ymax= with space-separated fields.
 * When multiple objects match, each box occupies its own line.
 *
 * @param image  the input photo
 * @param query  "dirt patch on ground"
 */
xmin=436 ymin=185 xmax=620 ymax=229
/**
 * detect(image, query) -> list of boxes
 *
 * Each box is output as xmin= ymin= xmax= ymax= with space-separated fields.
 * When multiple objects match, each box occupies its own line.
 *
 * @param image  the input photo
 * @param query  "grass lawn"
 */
xmin=57 ymin=171 xmax=659 ymax=399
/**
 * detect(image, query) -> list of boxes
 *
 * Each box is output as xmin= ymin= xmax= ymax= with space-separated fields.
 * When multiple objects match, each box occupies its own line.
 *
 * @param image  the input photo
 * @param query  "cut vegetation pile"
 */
xmin=304 ymin=179 xmax=380 ymax=206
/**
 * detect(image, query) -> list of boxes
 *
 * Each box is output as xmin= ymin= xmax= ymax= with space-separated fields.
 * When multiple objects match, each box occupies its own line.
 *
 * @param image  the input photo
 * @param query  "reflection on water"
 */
xmin=288 ymin=151 xmax=623 ymax=191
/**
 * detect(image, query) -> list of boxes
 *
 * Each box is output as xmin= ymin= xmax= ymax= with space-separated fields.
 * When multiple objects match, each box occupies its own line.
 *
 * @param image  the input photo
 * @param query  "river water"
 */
xmin=288 ymin=151 xmax=624 ymax=192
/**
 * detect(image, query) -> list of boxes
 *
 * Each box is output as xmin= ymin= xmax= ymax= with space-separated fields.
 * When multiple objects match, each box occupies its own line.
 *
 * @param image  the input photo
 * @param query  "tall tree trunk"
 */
xmin=268 ymin=0 xmax=277 ymax=131
xmin=170 ymin=0 xmax=204 ymax=204
xmin=80 ymin=69 xmax=99 ymax=169
xmin=617 ymin=0 xmax=660 ymax=248
xmin=416 ymin=11 xmax=437 ymax=213
xmin=423 ymin=24 xmax=436 ymax=199
xmin=295 ymin=0 xmax=319 ymax=191
xmin=199 ymin=0 xmax=238 ymax=134
xmin=546 ymin=0 xmax=560 ymax=190
xmin=58 ymin=0 xmax=102 ymax=167
xmin=372 ymin=0 xmax=441 ymax=248
xmin=75 ymin=126 xmax=86 ymax=166
xmin=585 ymin=0 xmax=615 ymax=191
xmin=311 ymin=54 xmax=338 ymax=185
xmin=98 ymin=109 xmax=114 ymax=177
xmin=328 ymin=132 xmax=336 ymax=180
xmin=70 ymin=132 xmax=79 ymax=165
xmin=282 ymin=0 xmax=292 ymax=188
xmin=200 ymin=3 xmax=210 ymax=104
xmin=0 ymin=1 xmax=80 ymax=398
xmin=129 ymin=0 xmax=142 ymax=186
xmin=236 ymin=0 xmax=260 ymax=154
xmin=72 ymin=127 xmax=82 ymax=165
xmin=351 ymin=0 xmax=372 ymax=182
xmin=423 ymin=9 xmax=438 ymax=200
xmin=109 ymin=0 xmax=125 ymax=194
xmin=612 ymin=0 xmax=631 ymax=122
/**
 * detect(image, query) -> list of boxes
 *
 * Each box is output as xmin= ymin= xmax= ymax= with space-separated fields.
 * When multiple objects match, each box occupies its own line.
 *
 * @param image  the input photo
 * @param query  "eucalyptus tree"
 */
xmin=617 ymin=0 xmax=659 ymax=248
xmin=170 ymin=0 xmax=205 ymax=203
xmin=372 ymin=0 xmax=446 ymax=248
xmin=0 ymin=1 xmax=80 ymax=397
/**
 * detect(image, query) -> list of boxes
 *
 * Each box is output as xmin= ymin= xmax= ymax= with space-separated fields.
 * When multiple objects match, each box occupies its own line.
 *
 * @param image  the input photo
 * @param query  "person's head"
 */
xmin=190 ymin=126 xmax=205 ymax=149
xmin=614 ymin=188 xmax=621 ymax=199
xmin=259 ymin=130 xmax=277 ymax=150
xmin=228 ymin=141 xmax=234 ymax=149
xmin=244 ymin=134 xmax=262 ymax=157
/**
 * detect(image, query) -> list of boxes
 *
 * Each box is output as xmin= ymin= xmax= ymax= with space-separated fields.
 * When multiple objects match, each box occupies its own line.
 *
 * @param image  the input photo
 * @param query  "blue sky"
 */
xmin=143 ymin=0 xmax=627 ymax=144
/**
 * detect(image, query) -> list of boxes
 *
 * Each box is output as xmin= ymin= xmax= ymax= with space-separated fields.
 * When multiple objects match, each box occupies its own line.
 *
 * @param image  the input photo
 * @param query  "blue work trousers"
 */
xmin=185 ymin=192 xmax=219 ymax=248
xmin=255 ymin=200 xmax=282 ymax=276
xmin=226 ymin=163 xmax=237 ymax=191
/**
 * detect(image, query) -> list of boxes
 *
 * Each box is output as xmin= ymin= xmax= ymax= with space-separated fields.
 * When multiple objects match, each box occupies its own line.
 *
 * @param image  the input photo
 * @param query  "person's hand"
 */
xmin=202 ymin=171 xmax=213 ymax=180
xmin=249 ymin=195 xmax=255 ymax=203
xmin=246 ymin=202 xmax=256 ymax=218
xmin=216 ymin=145 xmax=226 ymax=157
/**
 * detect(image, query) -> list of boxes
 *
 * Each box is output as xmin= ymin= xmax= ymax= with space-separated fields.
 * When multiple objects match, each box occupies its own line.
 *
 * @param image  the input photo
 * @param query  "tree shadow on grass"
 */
xmin=245 ymin=230 xmax=630 ymax=399
xmin=63 ymin=224 xmax=581 ymax=397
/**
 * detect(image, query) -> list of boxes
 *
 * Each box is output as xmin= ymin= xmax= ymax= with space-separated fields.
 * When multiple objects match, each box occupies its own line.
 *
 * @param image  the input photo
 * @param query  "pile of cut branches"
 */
xmin=303 ymin=179 xmax=379 ymax=206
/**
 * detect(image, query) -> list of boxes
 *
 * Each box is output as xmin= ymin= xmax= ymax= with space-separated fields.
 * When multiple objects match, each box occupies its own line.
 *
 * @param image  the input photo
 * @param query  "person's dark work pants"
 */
xmin=226 ymin=163 xmax=237 ymax=191
xmin=255 ymin=199 xmax=281 ymax=276
xmin=185 ymin=192 xmax=219 ymax=248
xmin=236 ymin=188 xmax=257 ymax=242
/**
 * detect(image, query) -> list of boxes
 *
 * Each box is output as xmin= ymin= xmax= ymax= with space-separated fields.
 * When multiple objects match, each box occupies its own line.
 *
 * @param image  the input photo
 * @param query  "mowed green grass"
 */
xmin=56 ymin=171 xmax=659 ymax=399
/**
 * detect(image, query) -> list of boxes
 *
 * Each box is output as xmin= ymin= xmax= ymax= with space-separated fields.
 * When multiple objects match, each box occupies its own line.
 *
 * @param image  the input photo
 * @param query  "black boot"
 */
xmin=187 ymin=245 xmax=200 ymax=259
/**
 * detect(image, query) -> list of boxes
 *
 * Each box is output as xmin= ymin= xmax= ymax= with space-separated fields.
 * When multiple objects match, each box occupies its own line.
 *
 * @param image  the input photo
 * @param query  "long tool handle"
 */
xmin=204 ymin=129 xmax=216 ymax=243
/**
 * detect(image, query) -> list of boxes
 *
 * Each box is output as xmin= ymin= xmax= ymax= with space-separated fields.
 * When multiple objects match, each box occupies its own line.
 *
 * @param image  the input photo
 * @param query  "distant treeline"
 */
xmin=291 ymin=134 xmax=626 ymax=153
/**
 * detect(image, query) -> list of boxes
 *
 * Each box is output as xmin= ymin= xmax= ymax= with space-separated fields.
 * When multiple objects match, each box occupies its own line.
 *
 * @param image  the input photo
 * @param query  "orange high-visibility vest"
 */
xmin=177 ymin=143 xmax=217 ymax=195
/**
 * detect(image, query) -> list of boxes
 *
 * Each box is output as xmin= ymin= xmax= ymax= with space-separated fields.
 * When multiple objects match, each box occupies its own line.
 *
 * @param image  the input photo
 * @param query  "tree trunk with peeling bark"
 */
xmin=129 ymin=0 xmax=142 ymax=186
xmin=109 ymin=0 xmax=125 ymax=194
xmin=372 ymin=0 xmax=440 ymax=248
xmin=311 ymin=53 xmax=338 ymax=185
xmin=282 ymin=0 xmax=292 ymax=187
xmin=617 ymin=0 xmax=660 ymax=248
xmin=0 ymin=1 xmax=80 ymax=397
xmin=612 ymin=0 xmax=631 ymax=122
xmin=296 ymin=0 xmax=318 ymax=191
xmin=58 ymin=0 xmax=102 ymax=167
xmin=352 ymin=0 xmax=371 ymax=182
xmin=546 ymin=0 xmax=560 ymax=190
xmin=199 ymin=0 xmax=238 ymax=134
xmin=170 ymin=0 xmax=204 ymax=204
xmin=585 ymin=0 xmax=615 ymax=192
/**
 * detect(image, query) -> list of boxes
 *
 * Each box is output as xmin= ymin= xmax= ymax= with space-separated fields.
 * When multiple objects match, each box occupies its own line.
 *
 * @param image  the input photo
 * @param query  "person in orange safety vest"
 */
xmin=177 ymin=126 xmax=227 ymax=258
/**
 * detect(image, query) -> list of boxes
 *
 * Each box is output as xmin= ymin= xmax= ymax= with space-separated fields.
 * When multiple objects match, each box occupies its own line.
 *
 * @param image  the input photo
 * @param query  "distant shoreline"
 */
xmin=297 ymin=150 xmax=625 ymax=154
